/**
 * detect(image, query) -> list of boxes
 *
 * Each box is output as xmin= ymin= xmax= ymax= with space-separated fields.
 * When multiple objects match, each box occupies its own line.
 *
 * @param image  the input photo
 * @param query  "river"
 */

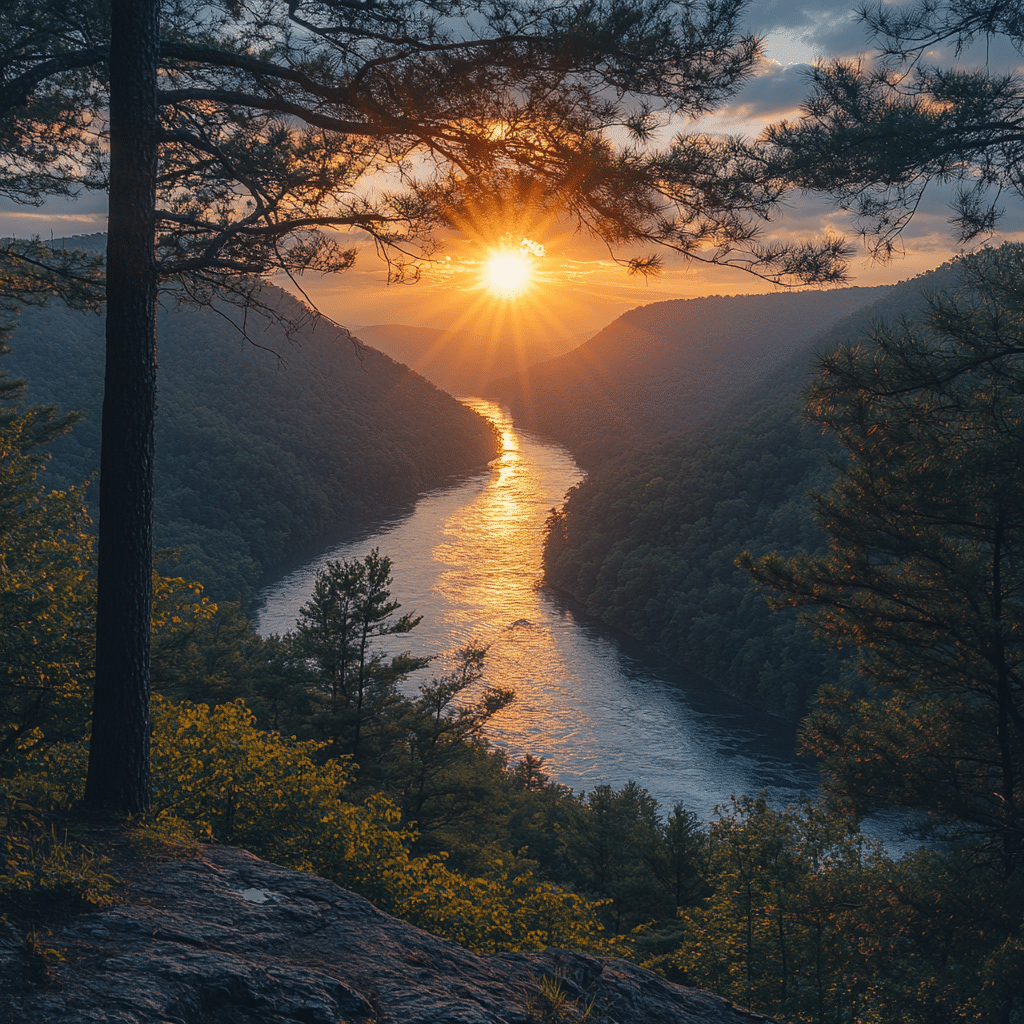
xmin=254 ymin=398 xmax=817 ymax=820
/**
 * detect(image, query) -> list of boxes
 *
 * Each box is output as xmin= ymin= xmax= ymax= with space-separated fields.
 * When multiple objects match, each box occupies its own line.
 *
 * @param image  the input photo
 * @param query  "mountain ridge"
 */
xmin=488 ymin=286 xmax=888 ymax=469
xmin=4 ymin=283 xmax=497 ymax=602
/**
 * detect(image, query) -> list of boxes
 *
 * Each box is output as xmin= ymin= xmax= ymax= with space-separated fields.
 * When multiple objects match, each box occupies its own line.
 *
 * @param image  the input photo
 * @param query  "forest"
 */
xmin=542 ymin=259 xmax=969 ymax=719
xmin=3 ymin=276 xmax=496 ymax=603
xmin=3 ymin=245 xmax=1023 ymax=1022
xmin=490 ymin=287 xmax=884 ymax=471
xmin=3 ymin=0 xmax=1024 ymax=1019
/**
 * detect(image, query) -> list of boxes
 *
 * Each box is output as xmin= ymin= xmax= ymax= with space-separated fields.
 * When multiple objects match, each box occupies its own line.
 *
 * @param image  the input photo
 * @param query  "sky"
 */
xmin=3 ymin=0 xmax=1023 ymax=341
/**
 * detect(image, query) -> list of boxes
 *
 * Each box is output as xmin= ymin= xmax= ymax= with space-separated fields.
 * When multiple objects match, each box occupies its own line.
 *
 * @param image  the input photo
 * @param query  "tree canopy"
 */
xmin=766 ymin=0 xmax=1024 ymax=256
xmin=0 ymin=332 xmax=93 ymax=766
xmin=741 ymin=245 xmax=1024 ymax=877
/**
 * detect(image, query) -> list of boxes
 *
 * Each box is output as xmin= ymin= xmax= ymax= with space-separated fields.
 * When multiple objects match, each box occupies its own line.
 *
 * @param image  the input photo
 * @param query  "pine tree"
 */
xmin=766 ymin=0 xmax=1024 ymax=255
xmin=741 ymin=245 xmax=1024 ymax=877
xmin=290 ymin=550 xmax=426 ymax=756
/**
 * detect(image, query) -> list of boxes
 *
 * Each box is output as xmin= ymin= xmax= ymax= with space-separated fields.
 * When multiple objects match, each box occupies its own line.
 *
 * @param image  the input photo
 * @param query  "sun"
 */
xmin=481 ymin=247 xmax=536 ymax=299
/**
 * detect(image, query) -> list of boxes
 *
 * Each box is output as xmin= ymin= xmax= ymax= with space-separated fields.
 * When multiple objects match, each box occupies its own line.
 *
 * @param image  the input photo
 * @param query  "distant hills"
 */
xmin=352 ymin=323 xmax=585 ymax=396
xmin=4 ymin=284 xmax=496 ymax=602
xmin=488 ymin=287 xmax=889 ymax=468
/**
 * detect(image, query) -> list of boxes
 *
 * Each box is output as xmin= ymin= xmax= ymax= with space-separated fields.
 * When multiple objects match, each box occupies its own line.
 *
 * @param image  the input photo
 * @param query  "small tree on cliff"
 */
xmin=291 ymin=550 xmax=426 ymax=757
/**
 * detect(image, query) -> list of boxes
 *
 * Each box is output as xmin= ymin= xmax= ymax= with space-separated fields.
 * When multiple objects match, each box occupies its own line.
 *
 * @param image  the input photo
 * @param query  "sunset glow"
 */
xmin=482 ymin=249 xmax=535 ymax=299
xmin=479 ymin=237 xmax=548 ymax=300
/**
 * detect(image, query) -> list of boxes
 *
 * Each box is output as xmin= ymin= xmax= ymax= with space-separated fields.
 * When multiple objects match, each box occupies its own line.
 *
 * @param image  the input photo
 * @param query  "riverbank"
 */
xmin=255 ymin=400 xmax=817 ymax=819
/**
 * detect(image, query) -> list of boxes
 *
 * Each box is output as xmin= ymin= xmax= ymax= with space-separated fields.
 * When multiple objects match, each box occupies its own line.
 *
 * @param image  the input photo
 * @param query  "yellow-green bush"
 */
xmin=4 ymin=733 xmax=88 ymax=812
xmin=381 ymin=851 xmax=622 ymax=955
xmin=149 ymin=697 xmax=618 ymax=954
xmin=0 ymin=822 xmax=116 ymax=912
xmin=151 ymin=696 xmax=363 ymax=863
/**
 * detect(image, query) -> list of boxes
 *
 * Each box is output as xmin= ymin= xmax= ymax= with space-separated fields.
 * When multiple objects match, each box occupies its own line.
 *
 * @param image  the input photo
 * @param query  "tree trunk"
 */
xmin=83 ymin=0 xmax=159 ymax=814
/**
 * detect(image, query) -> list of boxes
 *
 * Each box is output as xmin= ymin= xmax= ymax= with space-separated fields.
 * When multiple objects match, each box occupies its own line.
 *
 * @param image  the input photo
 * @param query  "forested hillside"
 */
xmin=5 ymin=245 xmax=1022 ymax=1023
xmin=543 ymin=262 xmax=966 ymax=718
xmin=4 ymin=284 xmax=496 ymax=601
xmin=490 ymin=286 xmax=884 ymax=468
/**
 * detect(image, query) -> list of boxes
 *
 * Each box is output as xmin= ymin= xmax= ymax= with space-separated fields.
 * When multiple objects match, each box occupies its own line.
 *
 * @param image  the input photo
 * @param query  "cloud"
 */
xmin=743 ymin=0 xmax=867 ymax=56
xmin=0 ymin=191 xmax=107 ymax=216
xmin=764 ymin=178 xmax=1024 ymax=273
xmin=746 ymin=0 xmax=1024 ymax=67
xmin=715 ymin=62 xmax=817 ymax=123
xmin=0 ymin=190 xmax=108 ymax=240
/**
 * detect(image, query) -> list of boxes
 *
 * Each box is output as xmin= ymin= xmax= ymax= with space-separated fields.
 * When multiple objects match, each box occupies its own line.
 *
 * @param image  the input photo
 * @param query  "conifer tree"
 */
xmin=766 ymin=0 xmax=1024 ymax=255
xmin=741 ymin=245 xmax=1024 ymax=878
xmin=291 ymin=550 xmax=426 ymax=756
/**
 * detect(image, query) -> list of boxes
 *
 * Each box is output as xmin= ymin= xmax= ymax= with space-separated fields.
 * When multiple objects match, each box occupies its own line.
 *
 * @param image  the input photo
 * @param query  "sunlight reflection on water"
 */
xmin=254 ymin=398 xmax=819 ymax=819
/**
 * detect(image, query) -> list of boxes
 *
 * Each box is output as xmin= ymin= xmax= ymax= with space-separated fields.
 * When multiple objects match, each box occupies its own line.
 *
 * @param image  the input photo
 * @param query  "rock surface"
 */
xmin=1 ymin=845 xmax=773 ymax=1024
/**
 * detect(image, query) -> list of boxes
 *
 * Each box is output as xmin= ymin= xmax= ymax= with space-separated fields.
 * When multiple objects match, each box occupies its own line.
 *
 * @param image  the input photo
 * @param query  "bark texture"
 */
xmin=84 ymin=0 xmax=160 ymax=813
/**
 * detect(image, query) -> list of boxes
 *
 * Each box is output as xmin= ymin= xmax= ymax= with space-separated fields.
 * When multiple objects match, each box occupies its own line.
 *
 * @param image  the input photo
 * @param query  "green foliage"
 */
xmin=546 ymin=786 xmax=711 ymax=939
xmin=539 ymin=260 xmax=985 ymax=720
xmin=0 ymin=337 xmax=94 ymax=764
xmin=386 ymin=648 xmax=515 ymax=839
xmin=661 ymin=797 xmax=882 ymax=1017
xmin=150 ymin=578 xmax=267 ymax=706
xmin=743 ymin=245 xmax=1024 ymax=872
xmin=8 ymin=311 xmax=1022 ymax=1008
xmin=374 ymin=847 xmax=623 ymax=958
xmin=289 ymin=549 xmax=427 ymax=756
xmin=651 ymin=796 xmax=1024 ymax=1023
xmin=4 ymin=287 xmax=498 ymax=602
xmin=4 ymin=739 xmax=88 ymax=814
xmin=560 ymin=782 xmax=665 ymax=933
xmin=545 ymin=402 xmax=847 ymax=718
xmin=139 ymin=548 xmax=708 ymax=943
xmin=651 ymin=803 xmax=711 ymax=911
xmin=151 ymin=696 xmax=357 ymax=856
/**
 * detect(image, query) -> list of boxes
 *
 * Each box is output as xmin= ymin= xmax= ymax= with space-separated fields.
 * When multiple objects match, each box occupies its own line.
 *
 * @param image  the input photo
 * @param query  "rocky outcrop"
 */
xmin=2 ymin=844 xmax=772 ymax=1023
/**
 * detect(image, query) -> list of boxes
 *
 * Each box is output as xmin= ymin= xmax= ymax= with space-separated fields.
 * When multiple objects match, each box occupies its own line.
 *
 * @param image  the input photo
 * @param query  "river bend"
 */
xmin=255 ymin=399 xmax=816 ymax=818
